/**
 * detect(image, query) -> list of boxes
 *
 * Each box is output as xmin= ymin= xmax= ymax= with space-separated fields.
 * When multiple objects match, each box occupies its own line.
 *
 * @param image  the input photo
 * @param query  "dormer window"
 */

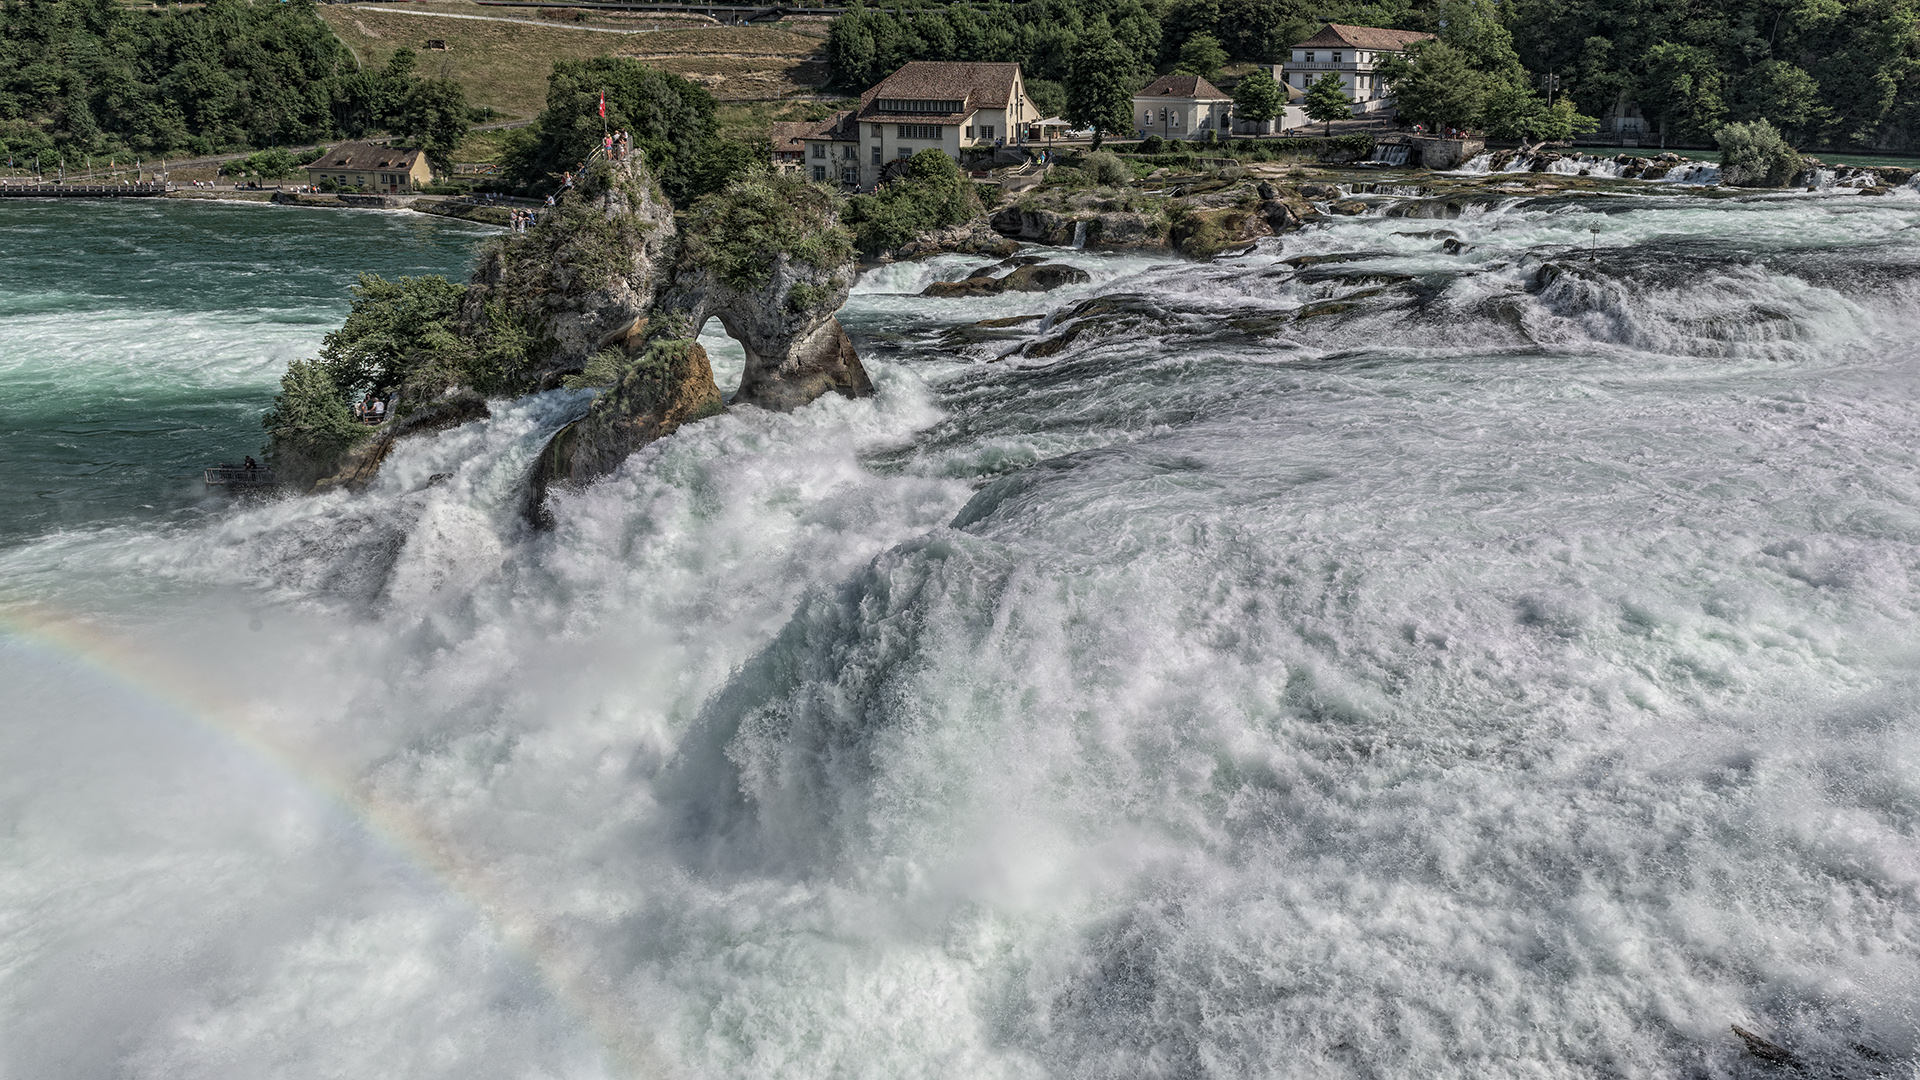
xmin=875 ymin=98 xmax=964 ymax=114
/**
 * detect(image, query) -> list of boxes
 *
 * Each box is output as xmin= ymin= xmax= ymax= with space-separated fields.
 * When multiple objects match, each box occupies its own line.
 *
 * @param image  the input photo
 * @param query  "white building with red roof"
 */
xmin=1277 ymin=23 xmax=1436 ymax=116
xmin=801 ymin=61 xmax=1033 ymax=189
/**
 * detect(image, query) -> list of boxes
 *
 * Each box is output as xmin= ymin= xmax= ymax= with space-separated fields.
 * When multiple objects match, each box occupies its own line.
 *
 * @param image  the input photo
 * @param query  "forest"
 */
xmin=0 ymin=0 xmax=473 ymax=166
xmin=827 ymin=0 xmax=1920 ymax=148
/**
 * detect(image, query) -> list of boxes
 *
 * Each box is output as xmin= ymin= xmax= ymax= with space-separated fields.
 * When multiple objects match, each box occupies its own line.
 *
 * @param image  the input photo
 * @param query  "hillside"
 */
xmin=318 ymin=3 xmax=831 ymax=122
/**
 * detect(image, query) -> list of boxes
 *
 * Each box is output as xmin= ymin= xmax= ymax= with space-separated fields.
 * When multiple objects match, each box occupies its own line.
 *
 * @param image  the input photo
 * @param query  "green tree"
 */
xmin=1232 ymin=66 xmax=1286 ymax=133
xmin=1733 ymin=60 xmax=1826 ymax=141
xmin=1176 ymin=33 xmax=1229 ymax=79
xmin=1379 ymin=42 xmax=1491 ymax=132
xmin=500 ymin=58 xmax=747 ymax=204
xmin=317 ymin=274 xmax=467 ymax=399
xmin=1066 ymin=24 xmax=1139 ymax=149
xmin=1303 ymin=72 xmax=1351 ymax=135
xmin=1027 ymin=78 xmax=1069 ymax=119
xmin=261 ymin=359 xmax=367 ymax=482
xmin=392 ymin=79 xmax=472 ymax=174
xmin=841 ymin=148 xmax=981 ymax=255
xmin=1641 ymin=42 xmax=1728 ymax=142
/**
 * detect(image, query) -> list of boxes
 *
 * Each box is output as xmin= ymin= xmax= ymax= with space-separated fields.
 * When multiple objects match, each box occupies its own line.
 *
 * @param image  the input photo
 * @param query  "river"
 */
xmin=3 ymin=188 xmax=1918 ymax=1078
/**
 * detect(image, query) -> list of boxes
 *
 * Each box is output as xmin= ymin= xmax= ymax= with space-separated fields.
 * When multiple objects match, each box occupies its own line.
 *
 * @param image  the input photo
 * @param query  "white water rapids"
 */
xmin=5 ymin=189 xmax=1920 ymax=1078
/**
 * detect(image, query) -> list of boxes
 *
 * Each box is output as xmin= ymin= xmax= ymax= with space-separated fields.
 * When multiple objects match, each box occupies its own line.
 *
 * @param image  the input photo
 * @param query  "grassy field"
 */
xmin=319 ymin=3 xmax=830 ymax=121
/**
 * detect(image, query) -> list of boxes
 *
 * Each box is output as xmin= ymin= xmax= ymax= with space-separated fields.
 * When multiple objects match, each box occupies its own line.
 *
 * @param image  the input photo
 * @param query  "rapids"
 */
xmin=4 ymin=188 xmax=1920 ymax=1079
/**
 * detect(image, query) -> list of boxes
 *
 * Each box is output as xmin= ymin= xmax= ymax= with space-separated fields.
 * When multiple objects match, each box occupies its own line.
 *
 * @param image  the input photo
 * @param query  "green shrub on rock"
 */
xmin=1716 ymin=120 xmax=1803 ymax=186
xmin=1082 ymin=150 xmax=1131 ymax=186
xmin=840 ymin=149 xmax=982 ymax=256
xmin=262 ymin=359 xmax=367 ymax=482
xmin=678 ymin=170 xmax=854 ymax=288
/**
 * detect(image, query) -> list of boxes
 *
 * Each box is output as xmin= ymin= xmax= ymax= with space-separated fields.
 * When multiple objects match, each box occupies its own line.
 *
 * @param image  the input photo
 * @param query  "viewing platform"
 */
xmin=204 ymin=464 xmax=279 ymax=489
xmin=0 ymin=182 xmax=172 ymax=198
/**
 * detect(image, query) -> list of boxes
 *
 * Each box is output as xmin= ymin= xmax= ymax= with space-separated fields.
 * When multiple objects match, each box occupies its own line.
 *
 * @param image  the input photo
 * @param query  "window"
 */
xmin=1142 ymin=112 xmax=1151 ymax=125
xmin=875 ymin=98 xmax=963 ymax=114
xmin=965 ymin=125 xmax=974 ymax=137
xmin=1304 ymin=51 xmax=1315 ymax=62
xmin=840 ymin=166 xmax=858 ymax=184
xmin=843 ymin=146 xmax=856 ymax=160
xmin=897 ymin=124 xmax=941 ymax=140
xmin=872 ymin=146 xmax=882 ymax=163
xmin=813 ymin=165 xmax=826 ymax=181
xmin=1332 ymin=52 xmax=1343 ymax=63
xmin=980 ymin=125 xmax=994 ymax=139
xmin=812 ymin=144 xmax=825 ymax=159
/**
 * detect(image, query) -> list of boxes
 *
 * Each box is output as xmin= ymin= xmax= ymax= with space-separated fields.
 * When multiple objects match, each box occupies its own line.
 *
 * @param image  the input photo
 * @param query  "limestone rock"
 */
xmin=454 ymin=156 xmax=676 ymax=392
xmin=885 ymin=219 xmax=1021 ymax=261
xmin=536 ymin=335 xmax=724 ymax=491
xmin=921 ymin=261 xmax=1091 ymax=297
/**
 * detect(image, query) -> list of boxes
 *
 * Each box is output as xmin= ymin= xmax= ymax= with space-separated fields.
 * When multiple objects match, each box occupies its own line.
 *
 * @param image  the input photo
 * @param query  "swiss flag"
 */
xmin=598 ymin=92 xmax=606 ymax=119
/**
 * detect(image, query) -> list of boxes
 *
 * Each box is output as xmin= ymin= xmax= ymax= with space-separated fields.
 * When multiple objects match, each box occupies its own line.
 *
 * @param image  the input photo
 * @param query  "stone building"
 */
xmin=1132 ymin=74 xmax=1234 ymax=141
xmin=1277 ymin=24 xmax=1436 ymax=117
xmin=801 ymin=61 xmax=1033 ymax=189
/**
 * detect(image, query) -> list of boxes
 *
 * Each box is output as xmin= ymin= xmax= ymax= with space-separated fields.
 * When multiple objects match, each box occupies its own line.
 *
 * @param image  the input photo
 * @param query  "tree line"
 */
xmin=825 ymin=0 xmax=1920 ymax=149
xmin=0 ymin=0 xmax=476 ymax=168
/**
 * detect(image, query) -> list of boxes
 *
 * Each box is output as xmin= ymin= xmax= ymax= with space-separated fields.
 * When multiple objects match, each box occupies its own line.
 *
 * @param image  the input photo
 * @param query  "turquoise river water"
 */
xmin=3 ymin=187 xmax=1920 ymax=1079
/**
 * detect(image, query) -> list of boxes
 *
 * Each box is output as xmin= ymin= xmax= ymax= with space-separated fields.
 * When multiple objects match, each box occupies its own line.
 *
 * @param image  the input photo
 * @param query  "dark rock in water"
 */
xmin=1256 ymin=181 xmax=1278 ymax=200
xmin=922 ymin=262 xmax=1091 ymax=297
xmin=1730 ymin=1025 xmax=1800 ymax=1068
xmin=1284 ymin=252 xmax=1370 ymax=268
xmin=1328 ymin=200 xmax=1369 ymax=216
xmin=1018 ymin=293 xmax=1179 ymax=358
xmin=1295 ymin=300 xmax=1357 ymax=321
xmin=1394 ymin=229 xmax=1461 ymax=240
xmin=1442 ymin=238 xmax=1472 ymax=255
xmin=886 ymin=219 xmax=1021 ymax=260
xmin=1879 ymin=166 xmax=1916 ymax=185
xmin=1297 ymin=183 xmax=1342 ymax=199
xmin=1385 ymin=198 xmax=1468 ymax=219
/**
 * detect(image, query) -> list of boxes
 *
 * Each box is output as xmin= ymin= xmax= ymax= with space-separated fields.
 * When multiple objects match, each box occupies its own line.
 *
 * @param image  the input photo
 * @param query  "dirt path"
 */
xmin=356 ymin=6 xmax=702 ymax=34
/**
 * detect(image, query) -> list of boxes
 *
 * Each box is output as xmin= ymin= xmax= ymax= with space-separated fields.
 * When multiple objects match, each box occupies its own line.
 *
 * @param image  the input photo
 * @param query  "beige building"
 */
xmin=1278 ymin=24 xmax=1436 ymax=117
xmin=802 ymin=61 xmax=1033 ymax=189
xmin=303 ymin=141 xmax=433 ymax=193
xmin=1132 ymin=74 xmax=1233 ymax=141
xmin=770 ymin=121 xmax=812 ymax=172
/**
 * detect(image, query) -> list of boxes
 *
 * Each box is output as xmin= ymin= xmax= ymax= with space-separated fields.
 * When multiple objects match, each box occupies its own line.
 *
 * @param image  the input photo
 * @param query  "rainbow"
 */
xmin=0 ymin=602 xmax=667 ymax=1079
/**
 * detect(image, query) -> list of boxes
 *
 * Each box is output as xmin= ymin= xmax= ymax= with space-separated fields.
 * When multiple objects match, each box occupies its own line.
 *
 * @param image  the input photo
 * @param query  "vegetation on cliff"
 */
xmin=261 ymin=360 xmax=368 ymax=484
xmin=679 ymin=170 xmax=856 ymax=287
xmin=841 ymin=150 xmax=981 ymax=256
xmin=497 ymin=59 xmax=761 ymax=204
xmin=0 ymin=0 xmax=474 ymax=160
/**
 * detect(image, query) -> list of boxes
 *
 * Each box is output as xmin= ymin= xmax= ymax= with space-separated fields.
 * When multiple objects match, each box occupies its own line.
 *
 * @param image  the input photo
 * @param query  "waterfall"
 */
xmin=1071 ymin=220 xmax=1088 ymax=249
xmin=1378 ymin=144 xmax=1410 ymax=167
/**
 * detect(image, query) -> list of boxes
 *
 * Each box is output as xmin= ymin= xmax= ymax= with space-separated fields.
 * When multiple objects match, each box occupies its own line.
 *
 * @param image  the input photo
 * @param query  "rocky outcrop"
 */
xmin=541 ymin=172 xmax=870 ymax=490
xmin=922 ymin=258 xmax=1091 ymax=297
xmin=884 ymin=219 xmax=1021 ymax=261
xmin=453 ymin=156 xmax=676 ymax=392
xmin=531 ymin=330 xmax=724 ymax=493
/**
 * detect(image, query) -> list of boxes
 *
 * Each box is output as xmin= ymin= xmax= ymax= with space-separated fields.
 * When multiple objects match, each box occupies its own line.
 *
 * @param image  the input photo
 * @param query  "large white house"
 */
xmin=1277 ymin=23 xmax=1435 ymax=117
xmin=801 ymin=61 xmax=1033 ymax=189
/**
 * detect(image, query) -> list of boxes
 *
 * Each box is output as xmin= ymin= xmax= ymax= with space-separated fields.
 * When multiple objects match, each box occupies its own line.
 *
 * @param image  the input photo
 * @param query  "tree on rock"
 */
xmin=499 ymin=58 xmax=757 ymax=204
xmin=1067 ymin=22 xmax=1139 ymax=149
xmin=1303 ymin=73 xmax=1351 ymax=135
xmin=1716 ymin=119 xmax=1803 ymax=186
xmin=1233 ymin=67 xmax=1286 ymax=135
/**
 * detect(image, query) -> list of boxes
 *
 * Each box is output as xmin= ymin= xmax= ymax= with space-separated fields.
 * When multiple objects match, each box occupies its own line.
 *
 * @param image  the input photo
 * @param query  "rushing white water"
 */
xmin=6 ymin=190 xmax=1920 ymax=1078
